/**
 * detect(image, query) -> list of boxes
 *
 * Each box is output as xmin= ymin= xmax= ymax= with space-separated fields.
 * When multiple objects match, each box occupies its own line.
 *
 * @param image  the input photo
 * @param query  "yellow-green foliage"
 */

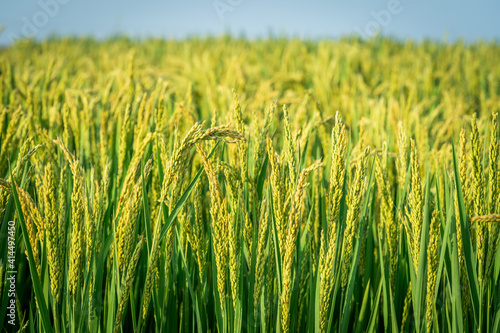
xmin=0 ymin=36 xmax=499 ymax=332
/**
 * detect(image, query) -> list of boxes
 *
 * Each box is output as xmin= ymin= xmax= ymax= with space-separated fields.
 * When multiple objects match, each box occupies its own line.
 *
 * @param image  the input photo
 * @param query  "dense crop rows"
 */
xmin=0 ymin=36 xmax=499 ymax=332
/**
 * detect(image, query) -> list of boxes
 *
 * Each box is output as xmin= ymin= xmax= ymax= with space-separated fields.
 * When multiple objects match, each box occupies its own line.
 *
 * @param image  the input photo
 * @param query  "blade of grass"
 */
xmin=451 ymin=141 xmax=480 ymax=324
xmin=340 ymin=155 xmax=375 ymax=333
xmin=413 ymin=173 xmax=432 ymax=332
xmin=175 ymin=228 xmax=204 ymax=333
xmin=10 ymin=174 xmax=53 ymax=333
xmin=366 ymin=280 xmax=383 ymax=333
xmin=449 ymin=204 xmax=464 ymax=332
xmin=256 ymin=154 xmax=268 ymax=201
xmin=159 ymin=142 xmax=220 ymax=241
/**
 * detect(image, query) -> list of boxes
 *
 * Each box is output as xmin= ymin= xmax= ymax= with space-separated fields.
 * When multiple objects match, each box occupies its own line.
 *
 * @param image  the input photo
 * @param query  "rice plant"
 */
xmin=0 ymin=36 xmax=499 ymax=332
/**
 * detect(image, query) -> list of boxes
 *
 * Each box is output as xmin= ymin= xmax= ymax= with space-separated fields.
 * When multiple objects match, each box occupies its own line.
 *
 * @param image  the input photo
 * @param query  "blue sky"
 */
xmin=1 ymin=0 xmax=499 ymax=45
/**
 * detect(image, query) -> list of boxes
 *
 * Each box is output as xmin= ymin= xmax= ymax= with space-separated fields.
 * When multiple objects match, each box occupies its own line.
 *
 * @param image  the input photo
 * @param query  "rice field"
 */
xmin=0 ymin=36 xmax=499 ymax=332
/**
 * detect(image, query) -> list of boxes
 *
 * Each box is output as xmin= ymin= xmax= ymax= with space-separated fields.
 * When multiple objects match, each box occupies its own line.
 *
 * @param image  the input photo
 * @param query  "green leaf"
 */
xmin=355 ymin=279 xmax=371 ymax=332
xmin=377 ymin=226 xmax=398 ymax=333
xmin=159 ymin=142 xmax=220 ymax=241
xmin=340 ymin=155 xmax=375 ymax=333
xmin=449 ymin=205 xmax=464 ymax=332
xmin=10 ymin=174 xmax=53 ymax=333
xmin=175 ymin=229 xmax=204 ymax=333
xmin=366 ymin=280 xmax=383 ymax=333
xmin=414 ymin=173 xmax=432 ymax=332
xmin=451 ymin=141 xmax=480 ymax=324
xmin=256 ymin=154 xmax=268 ymax=201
